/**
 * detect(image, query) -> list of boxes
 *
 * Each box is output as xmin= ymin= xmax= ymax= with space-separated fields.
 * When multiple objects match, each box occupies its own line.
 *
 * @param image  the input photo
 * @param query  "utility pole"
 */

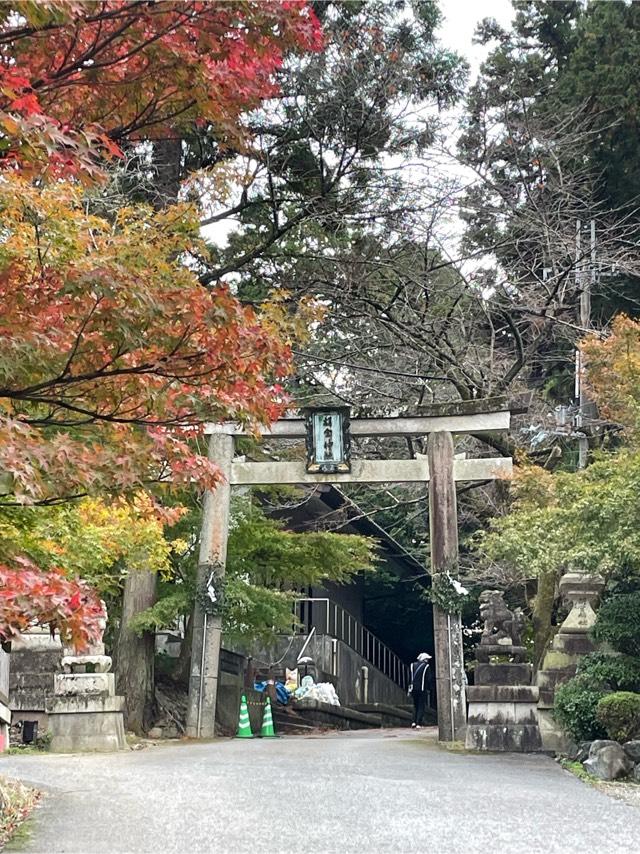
xmin=574 ymin=219 xmax=596 ymax=469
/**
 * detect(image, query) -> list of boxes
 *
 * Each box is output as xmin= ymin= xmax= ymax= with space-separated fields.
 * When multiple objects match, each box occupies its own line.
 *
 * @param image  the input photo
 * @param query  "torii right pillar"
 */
xmin=428 ymin=431 xmax=467 ymax=742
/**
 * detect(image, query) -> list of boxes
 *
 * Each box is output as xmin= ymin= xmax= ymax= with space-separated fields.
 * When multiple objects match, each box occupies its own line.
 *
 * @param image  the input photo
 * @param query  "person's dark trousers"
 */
xmin=412 ymin=690 xmax=426 ymax=726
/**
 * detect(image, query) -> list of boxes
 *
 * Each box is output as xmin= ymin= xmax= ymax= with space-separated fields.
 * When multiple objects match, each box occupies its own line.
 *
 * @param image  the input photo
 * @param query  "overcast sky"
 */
xmin=438 ymin=0 xmax=515 ymax=75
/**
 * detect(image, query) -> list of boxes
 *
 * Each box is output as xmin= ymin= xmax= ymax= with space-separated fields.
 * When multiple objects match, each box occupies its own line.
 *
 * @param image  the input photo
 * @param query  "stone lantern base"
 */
xmin=46 ymin=651 xmax=126 ymax=752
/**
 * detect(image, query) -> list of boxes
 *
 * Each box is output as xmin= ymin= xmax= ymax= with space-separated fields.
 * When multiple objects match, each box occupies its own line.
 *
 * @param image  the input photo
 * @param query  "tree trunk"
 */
xmin=152 ymin=137 xmax=183 ymax=209
xmin=532 ymin=570 xmax=557 ymax=673
xmin=115 ymin=570 xmax=157 ymax=734
xmin=114 ymin=137 xmax=183 ymax=734
xmin=173 ymin=609 xmax=194 ymax=687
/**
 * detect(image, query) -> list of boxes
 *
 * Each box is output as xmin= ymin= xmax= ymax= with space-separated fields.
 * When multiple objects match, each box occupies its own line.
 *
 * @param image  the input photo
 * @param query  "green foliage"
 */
xmin=134 ymin=495 xmax=377 ymax=645
xmin=592 ymin=593 xmax=640 ymax=658
xmin=554 ymin=603 xmax=640 ymax=742
xmin=427 ymin=571 xmax=468 ymax=614
xmin=223 ymin=499 xmax=377 ymax=644
xmin=0 ymin=495 xmax=173 ymax=595
xmin=227 ymin=501 xmax=375 ymax=587
xmin=576 ymin=653 xmax=640 ymax=694
xmin=205 ymin=0 xmax=468 ymax=286
xmin=558 ymin=759 xmax=596 ymax=785
xmin=474 ymin=452 xmax=640 ymax=585
xmin=596 ymin=692 xmax=640 ymax=743
xmin=460 ymin=0 xmax=640 ymax=354
xmin=552 ymin=1 xmax=640 ymax=211
xmin=128 ymin=584 xmax=193 ymax=636
xmin=195 ymin=2 xmax=473 ymax=421
xmin=223 ymin=577 xmax=297 ymax=647
xmin=553 ymin=675 xmax=608 ymax=742
xmin=465 ymin=0 xmax=640 ymax=221
xmin=554 ymin=593 xmax=640 ymax=741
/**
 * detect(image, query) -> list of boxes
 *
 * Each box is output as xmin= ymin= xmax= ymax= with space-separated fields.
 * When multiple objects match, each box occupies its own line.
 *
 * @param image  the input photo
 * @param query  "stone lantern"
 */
xmin=46 ymin=606 xmax=126 ymax=752
xmin=536 ymin=569 xmax=605 ymax=751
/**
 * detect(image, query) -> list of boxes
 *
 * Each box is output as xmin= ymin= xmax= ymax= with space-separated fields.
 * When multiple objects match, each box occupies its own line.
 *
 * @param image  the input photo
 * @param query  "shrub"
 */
xmin=553 ymin=675 xmax=609 ymax=742
xmin=596 ymin=692 xmax=640 ymax=743
xmin=592 ymin=593 xmax=640 ymax=657
xmin=576 ymin=652 xmax=640 ymax=692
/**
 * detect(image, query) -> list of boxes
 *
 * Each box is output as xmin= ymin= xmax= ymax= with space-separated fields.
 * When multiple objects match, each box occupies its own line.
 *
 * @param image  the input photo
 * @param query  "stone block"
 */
xmin=584 ymin=740 xmax=633 ymax=781
xmin=568 ymin=741 xmax=592 ymax=763
xmin=474 ymin=663 xmax=532 ymax=686
xmin=623 ymin=740 xmax=640 ymax=764
xmin=11 ymin=630 xmax=62 ymax=652
xmin=474 ymin=645 xmax=527 ymax=663
xmin=537 ymin=708 xmax=571 ymax=753
xmin=465 ymin=723 xmax=542 ymax=752
xmin=9 ymin=645 xmax=61 ymax=716
xmin=61 ymin=654 xmax=112 ymax=674
xmin=551 ymin=633 xmax=595 ymax=657
xmin=536 ymin=668 xmax=577 ymax=709
xmin=468 ymin=685 xmax=539 ymax=703
xmin=46 ymin=694 xmax=123 ymax=715
xmin=536 ymin=668 xmax=575 ymax=692
xmin=48 ymin=710 xmax=126 ymax=752
xmin=540 ymin=649 xmax=577 ymax=670
xmin=467 ymin=700 xmax=539 ymax=727
xmin=215 ymin=684 xmax=244 ymax=735
xmin=12 ymin=672 xmax=52 ymax=690
xmin=53 ymin=672 xmax=115 ymax=697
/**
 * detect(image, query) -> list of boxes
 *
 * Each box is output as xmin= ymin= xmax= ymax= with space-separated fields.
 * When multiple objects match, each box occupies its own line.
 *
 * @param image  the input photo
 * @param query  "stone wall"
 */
xmin=9 ymin=629 xmax=62 ymax=732
xmin=214 ymin=648 xmax=251 ymax=735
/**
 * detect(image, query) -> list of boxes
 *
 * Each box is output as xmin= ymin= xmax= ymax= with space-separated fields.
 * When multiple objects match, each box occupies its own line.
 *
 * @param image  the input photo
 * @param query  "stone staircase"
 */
xmin=273 ymin=700 xmax=417 ymax=734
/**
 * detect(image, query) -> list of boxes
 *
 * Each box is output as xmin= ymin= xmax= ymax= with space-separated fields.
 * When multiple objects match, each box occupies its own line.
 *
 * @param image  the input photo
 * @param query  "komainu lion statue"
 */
xmin=479 ymin=590 xmax=525 ymax=647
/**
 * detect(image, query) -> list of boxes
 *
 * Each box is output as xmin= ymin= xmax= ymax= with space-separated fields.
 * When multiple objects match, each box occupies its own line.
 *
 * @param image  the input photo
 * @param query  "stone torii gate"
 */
xmin=185 ymin=399 xmax=513 ymax=742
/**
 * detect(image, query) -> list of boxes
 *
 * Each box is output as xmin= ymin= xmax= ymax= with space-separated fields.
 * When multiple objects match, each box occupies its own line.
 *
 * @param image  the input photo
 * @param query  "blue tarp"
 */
xmin=253 ymin=681 xmax=290 ymax=705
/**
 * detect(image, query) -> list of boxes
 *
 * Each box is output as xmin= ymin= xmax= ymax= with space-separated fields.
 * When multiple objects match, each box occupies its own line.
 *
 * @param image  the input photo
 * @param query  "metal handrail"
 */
xmin=293 ymin=597 xmax=409 ymax=691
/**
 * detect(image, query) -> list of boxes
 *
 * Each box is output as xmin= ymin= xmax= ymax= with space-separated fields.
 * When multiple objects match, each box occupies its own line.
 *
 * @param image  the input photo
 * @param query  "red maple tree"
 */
xmin=0 ymin=1 xmax=322 ymax=644
xmin=0 ymin=0 xmax=322 ymax=180
xmin=0 ymin=562 xmax=105 ymax=648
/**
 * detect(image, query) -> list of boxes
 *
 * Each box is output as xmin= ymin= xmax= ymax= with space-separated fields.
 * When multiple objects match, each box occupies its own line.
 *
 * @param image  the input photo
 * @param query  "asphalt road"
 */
xmin=2 ymin=728 xmax=639 ymax=854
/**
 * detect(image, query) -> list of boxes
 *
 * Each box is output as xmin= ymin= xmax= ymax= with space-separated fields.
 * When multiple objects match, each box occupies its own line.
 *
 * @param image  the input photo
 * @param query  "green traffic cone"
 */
xmin=235 ymin=694 xmax=253 ymax=738
xmin=260 ymin=696 xmax=277 ymax=738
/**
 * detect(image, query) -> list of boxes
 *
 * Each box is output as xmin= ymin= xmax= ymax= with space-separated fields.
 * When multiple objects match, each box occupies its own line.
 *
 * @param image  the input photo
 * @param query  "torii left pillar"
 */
xmin=186 ymin=432 xmax=233 ymax=738
xmin=428 ymin=431 xmax=467 ymax=742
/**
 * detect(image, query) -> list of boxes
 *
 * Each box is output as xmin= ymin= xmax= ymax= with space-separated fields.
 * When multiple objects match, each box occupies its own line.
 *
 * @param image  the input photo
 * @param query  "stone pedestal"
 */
xmin=465 ymin=590 xmax=541 ymax=752
xmin=46 ymin=638 xmax=126 ymax=752
xmin=466 ymin=662 xmax=542 ymax=752
xmin=536 ymin=571 xmax=604 ymax=752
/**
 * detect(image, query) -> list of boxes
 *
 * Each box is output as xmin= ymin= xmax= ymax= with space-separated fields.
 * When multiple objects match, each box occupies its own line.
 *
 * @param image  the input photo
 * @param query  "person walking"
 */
xmin=409 ymin=652 xmax=432 ymax=728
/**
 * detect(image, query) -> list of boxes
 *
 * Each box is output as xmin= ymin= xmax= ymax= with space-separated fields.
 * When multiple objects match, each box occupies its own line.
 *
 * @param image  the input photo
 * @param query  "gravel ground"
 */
xmin=596 ymin=779 xmax=640 ymax=808
xmin=2 ymin=728 xmax=640 ymax=854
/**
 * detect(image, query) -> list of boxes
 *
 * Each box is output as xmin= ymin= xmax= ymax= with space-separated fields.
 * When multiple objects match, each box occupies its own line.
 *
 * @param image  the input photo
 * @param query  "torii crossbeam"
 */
xmin=186 ymin=398 xmax=514 ymax=742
